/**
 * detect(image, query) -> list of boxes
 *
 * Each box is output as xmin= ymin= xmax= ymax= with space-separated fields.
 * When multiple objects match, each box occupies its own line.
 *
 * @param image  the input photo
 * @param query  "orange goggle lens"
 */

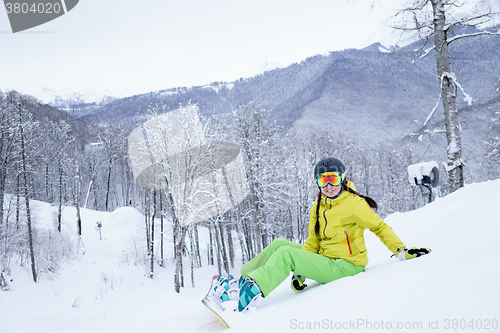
xmin=317 ymin=172 xmax=343 ymax=187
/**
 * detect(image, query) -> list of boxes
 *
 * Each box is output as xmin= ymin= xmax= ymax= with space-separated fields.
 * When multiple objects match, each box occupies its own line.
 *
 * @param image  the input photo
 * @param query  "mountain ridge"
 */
xmin=51 ymin=27 xmax=500 ymax=180
xmin=74 ymin=30 xmax=499 ymax=135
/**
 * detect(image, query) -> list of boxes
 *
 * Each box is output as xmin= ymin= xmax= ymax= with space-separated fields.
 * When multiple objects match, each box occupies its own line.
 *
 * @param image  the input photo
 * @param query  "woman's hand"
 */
xmin=291 ymin=274 xmax=307 ymax=292
xmin=395 ymin=247 xmax=431 ymax=260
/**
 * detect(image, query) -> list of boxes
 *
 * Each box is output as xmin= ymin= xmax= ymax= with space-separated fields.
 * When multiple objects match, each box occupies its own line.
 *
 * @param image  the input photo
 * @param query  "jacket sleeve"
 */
xmin=353 ymin=197 xmax=406 ymax=254
xmin=302 ymin=200 xmax=320 ymax=254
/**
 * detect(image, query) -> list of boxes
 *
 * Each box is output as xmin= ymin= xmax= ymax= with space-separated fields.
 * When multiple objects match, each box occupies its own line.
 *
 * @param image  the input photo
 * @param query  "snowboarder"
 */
xmin=210 ymin=157 xmax=431 ymax=315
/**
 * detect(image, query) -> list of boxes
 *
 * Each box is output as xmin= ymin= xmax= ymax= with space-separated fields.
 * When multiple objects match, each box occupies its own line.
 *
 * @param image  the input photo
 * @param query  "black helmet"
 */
xmin=313 ymin=157 xmax=346 ymax=178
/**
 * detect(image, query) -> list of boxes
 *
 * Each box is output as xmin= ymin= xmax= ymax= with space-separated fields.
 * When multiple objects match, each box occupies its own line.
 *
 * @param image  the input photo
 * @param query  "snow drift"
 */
xmin=1 ymin=179 xmax=499 ymax=333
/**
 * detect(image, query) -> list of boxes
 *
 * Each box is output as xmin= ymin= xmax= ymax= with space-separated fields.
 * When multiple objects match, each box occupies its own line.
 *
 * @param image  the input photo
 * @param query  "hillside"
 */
xmin=74 ymin=28 xmax=500 ymax=144
xmin=58 ymin=28 xmax=500 ymax=182
xmin=1 ymin=179 xmax=499 ymax=332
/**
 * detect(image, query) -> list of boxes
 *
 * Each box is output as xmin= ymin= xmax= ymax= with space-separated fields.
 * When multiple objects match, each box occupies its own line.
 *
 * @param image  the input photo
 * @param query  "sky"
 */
xmin=0 ymin=0 xmax=498 ymax=102
xmin=0 ymin=0 xmax=407 ymax=101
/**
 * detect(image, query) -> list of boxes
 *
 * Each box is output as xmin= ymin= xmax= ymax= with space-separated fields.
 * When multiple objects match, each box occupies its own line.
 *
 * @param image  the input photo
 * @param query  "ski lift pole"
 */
xmin=96 ymin=221 xmax=102 ymax=240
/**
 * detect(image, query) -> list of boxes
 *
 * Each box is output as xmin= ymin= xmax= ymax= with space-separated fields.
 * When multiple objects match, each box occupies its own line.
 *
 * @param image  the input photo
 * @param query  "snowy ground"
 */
xmin=1 ymin=179 xmax=499 ymax=333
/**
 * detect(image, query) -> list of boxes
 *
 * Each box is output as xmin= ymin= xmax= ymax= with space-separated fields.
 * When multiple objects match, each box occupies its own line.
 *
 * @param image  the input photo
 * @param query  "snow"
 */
xmin=200 ymin=83 xmax=236 ymax=94
xmin=444 ymin=72 xmax=474 ymax=106
xmin=1 ymin=179 xmax=500 ymax=332
xmin=27 ymin=87 xmax=114 ymax=108
xmin=159 ymin=90 xmax=179 ymax=97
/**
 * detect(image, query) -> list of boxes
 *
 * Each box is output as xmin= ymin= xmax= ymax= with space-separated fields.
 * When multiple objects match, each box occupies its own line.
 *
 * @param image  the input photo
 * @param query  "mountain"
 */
xmin=36 ymin=88 xmax=118 ymax=118
xmin=59 ymin=27 xmax=500 ymax=180
xmin=78 ymin=27 xmax=499 ymax=135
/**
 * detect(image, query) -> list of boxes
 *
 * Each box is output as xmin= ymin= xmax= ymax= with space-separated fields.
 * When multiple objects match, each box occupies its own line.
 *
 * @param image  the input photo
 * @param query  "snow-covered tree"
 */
xmin=392 ymin=0 xmax=500 ymax=192
xmin=0 ymin=92 xmax=18 ymax=227
xmin=46 ymin=120 xmax=74 ymax=232
xmin=230 ymin=102 xmax=280 ymax=257
xmin=15 ymin=93 xmax=39 ymax=283
xmin=129 ymin=103 xmax=240 ymax=289
xmin=485 ymin=104 xmax=500 ymax=178
xmin=97 ymin=123 xmax=129 ymax=211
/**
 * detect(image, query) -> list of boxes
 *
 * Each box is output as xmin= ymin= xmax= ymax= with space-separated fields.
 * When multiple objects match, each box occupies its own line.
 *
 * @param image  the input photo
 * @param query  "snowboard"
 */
xmin=201 ymin=296 xmax=230 ymax=328
xmin=201 ymin=275 xmax=238 ymax=328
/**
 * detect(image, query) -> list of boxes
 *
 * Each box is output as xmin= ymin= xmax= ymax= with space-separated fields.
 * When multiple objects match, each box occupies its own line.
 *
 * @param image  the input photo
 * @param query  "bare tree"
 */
xmin=130 ymin=104 xmax=237 ymax=291
xmin=392 ymin=0 xmax=500 ymax=192
xmin=45 ymin=119 xmax=74 ymax=232
xmin=75 ymin=166 xmax=82 ymax=236
xmin=485 ymin=101 xmax=500 ymax=179
xmin=16 ymin=97 xmax=37 ymax=283
xmin=0 ymin=92 xmax=18 ymax=227
xmin=97 ymin=123 xmax=128 ymax=211
xmin=231 ymin=103 xmax=277 ymax=256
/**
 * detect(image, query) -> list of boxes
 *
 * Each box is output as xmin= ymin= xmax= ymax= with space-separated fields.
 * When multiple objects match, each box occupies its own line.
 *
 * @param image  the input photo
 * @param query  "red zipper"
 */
xmin=344 ymin=230 xmax=352 ymax=255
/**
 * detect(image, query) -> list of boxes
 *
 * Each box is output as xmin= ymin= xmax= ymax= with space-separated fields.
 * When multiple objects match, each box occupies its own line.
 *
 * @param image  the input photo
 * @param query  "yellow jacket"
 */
xmin=303 ymin=183 xmax=405 ymax=266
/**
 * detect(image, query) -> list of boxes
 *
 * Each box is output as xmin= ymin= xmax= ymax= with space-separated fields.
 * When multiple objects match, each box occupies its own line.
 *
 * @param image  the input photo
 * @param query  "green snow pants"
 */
xmin=241 ymin=238 xmax=365 ymax=297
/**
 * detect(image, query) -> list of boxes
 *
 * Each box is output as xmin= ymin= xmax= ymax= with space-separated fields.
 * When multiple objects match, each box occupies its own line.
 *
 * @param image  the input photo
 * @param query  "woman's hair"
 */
xmin=314 ymin=181 xmax=378 ymax=237
xmin=314 ymin=191 xmax=323 ymax=237
xmin=342 ymin=182 xmax=378 ymax=211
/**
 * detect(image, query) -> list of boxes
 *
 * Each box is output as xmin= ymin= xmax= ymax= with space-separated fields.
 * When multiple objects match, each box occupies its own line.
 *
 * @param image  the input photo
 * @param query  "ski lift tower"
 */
xmin=408 ymin=161 xmax=440 ymax=204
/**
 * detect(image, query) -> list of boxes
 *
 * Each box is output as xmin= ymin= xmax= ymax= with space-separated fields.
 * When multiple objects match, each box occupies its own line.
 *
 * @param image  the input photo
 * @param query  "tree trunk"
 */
xmin=159 ymin=171 xmax=182 ymax=291
xmin=213 ymin=219 xmax=222 ymax=276
xmin=164 ymin=188 xmax=184 ymax=292
xmin=431 ymin=0 xmax=464 ymax=192
xmin=225 ymin=219 xmax=234 ymax=269
xmin=58 ymin=165 xmax=63 ymax=233
xmin=221 ymin=167 xmax=236 ymax=268
xmin=45 ymin=163 xmax=50 ymax=202
xmin=208 ymin=223 xmax=214 ymax=265
xmin=194 ymin=224 xmax=201 ymax=268
xmin=149 ymin=190 xmax=156 ymax=278
xmin=188 ymin=225 xmax=195 ymax=287
xmin=242 ymin=214 xmax=253 ymax=260
xmin=144 ymin=191 xmax=151 ymax=272
xmin=17 ymin=104 xmax=37 ymax=283
xmin=159 ymin=190 xmax=164 ymax=267
xmin=288 ymin=207 xmax=294 ymax=240
xmin=217 ymin=217 xmax=230 ymax=275
xmin=261 ymin=218 xmax=268 ymax=248
xmin=0 ymin=171 xmax=5 ymax=227
xmin=76 ymin=167 xmax=82 ymax=236
xmin=174 ymin=225 xmax=187 ymax=293
xmin=16 ymin=171 xmax=20 ymax=230
xmin=105 ymin=159 xmax=112 ymax=211
xmin=235 ymin=220 xmax=247 ymax=264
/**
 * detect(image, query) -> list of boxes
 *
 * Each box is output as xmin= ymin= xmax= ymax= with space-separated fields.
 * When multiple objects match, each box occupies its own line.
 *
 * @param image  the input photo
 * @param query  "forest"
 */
xmin=0 ymin=89 xmax=452 ymax=291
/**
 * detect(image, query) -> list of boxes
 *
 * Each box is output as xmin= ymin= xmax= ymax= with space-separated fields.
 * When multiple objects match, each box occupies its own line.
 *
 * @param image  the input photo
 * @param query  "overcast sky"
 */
xmin=1 ymin=0 xmax=496 ymax=101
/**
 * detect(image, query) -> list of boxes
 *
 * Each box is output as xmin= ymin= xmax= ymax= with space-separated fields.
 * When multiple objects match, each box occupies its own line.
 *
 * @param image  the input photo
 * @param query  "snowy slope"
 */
xmin=1 ymin=180 xmax=499 ymax=333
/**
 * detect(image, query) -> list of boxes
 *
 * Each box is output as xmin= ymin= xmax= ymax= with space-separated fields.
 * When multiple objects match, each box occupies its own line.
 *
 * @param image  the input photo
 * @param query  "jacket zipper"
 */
xmin=344 ymin=230 xmax=353 ymax=255
xmin=322 ymin=202 xmax=333 ymax=237
xmin=322 ymin=209 xmax=328 ymax=237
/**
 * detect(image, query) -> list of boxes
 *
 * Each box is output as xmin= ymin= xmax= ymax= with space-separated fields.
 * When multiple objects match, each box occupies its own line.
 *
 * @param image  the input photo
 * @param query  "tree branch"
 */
xmin=445 ymin=11 xmax=495 ymax=31
xmin=424 ymin=93 xmax=442 ymax=126
xmin=419 ymin=44 xmax=435 ymax=58
xmin=447 ymin=31 xmax=500 ymax=45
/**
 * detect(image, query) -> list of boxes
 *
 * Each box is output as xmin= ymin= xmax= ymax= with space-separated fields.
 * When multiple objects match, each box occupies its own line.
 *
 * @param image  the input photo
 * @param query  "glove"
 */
xmin=291 ymin=274 xmax=307 ymax=292
xmin=395 ymin=247 xmax=431 ymax=260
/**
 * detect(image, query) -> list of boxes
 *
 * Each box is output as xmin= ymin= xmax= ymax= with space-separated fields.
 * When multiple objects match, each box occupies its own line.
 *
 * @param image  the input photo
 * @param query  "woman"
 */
xmin=233 ymin=157 xmax=430 ymax=312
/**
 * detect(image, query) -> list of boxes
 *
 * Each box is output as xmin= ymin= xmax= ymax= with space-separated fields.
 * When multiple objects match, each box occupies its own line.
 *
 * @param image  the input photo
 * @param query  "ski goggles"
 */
xmin=316 ymin=171 xmax=343 ymax=187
